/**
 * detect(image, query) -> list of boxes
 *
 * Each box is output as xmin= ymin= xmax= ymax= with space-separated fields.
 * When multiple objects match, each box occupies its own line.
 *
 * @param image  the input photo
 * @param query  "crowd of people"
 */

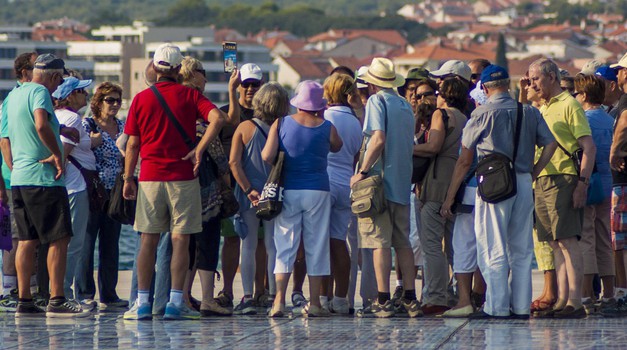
xmin=0 ymin=42 xmax=626 ymax=321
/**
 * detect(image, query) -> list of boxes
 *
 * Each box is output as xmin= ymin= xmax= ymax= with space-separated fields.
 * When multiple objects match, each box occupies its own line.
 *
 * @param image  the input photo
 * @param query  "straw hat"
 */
xmin=359 ymin=58 xmax=405 ymax=88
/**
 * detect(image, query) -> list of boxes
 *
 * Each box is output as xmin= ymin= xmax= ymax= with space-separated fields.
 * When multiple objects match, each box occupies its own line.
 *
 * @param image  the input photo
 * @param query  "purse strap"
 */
xmin=251 ymin=118 xmax=268 ymax=139
xmin=150 ymin=85 xmax=195 ymax=151
xmin=357 ymin=94 xmax=388 ymax=177
xmin=513 ymin=102 xmax=523 ymax=163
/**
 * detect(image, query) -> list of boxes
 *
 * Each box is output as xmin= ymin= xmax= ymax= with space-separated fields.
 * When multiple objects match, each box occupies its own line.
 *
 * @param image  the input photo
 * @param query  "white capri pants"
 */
xmin=274 ymin=190 xmax=331 ymax=276
xmin=452 ymin=210 xmax=477 ymax=274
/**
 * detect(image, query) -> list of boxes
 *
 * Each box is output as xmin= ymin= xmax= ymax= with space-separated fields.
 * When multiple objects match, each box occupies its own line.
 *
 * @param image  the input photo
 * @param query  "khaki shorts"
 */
xmin=535 ymin=175 xmax=583 ymax=242
xmin=358 ymin=201 xmax=412 ymax=249
xmin=134 ymin=180 xmax=202 ymax=234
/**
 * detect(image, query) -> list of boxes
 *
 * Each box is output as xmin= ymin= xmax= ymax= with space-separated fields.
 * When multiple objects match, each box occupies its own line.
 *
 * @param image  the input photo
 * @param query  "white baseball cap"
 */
xmin=240 ymin=63 xmax=263 ymax=82
xmin=153 ymin=43 xmax=183 ymax=70
xmin=430 ymin=60 xmax=472 ymax=82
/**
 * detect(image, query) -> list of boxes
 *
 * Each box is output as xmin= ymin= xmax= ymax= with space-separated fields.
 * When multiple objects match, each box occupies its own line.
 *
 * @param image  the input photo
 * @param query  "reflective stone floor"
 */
xmin=2 ymin=312 xmax=627 ymax=349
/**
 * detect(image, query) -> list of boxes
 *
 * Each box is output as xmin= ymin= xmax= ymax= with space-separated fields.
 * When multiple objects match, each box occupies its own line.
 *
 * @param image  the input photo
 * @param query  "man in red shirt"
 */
xmin=122 ymin=43 xmax=225 ymax=320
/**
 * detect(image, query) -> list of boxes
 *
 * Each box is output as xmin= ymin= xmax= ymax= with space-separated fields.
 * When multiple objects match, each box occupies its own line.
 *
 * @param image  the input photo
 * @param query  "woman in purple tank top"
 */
xmin=262 ymin=81 xmax=343 ymax=317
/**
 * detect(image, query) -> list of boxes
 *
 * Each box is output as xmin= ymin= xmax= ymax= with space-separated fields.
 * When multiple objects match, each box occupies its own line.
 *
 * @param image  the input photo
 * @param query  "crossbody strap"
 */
xmin=150 ymin=85 xmax=195 ymax=151
xmin=67 ymin=155 xmax=85 ymax=171
xmin=357 ymin=94 xmax=387 ymax=177
xmin=251 ymin=118 xmax=268 ymax=139
xmin=513 ymin=102 xmax=523 ymax=163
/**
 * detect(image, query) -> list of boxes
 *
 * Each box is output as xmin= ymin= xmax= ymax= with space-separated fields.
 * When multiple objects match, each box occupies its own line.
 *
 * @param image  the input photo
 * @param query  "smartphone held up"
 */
xmin=223 ymin=42 xmax=237 ymax=73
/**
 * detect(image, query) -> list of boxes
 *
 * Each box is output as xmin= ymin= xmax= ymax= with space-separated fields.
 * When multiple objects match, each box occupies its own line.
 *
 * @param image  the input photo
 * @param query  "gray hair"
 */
xmin=253 ymin=82 xmax=289 ymax=124
xmin=530 ymin=58 xmax=561 ymax=80
xmin=33 ymin=68 xmax=63 ymax=77
xmin=483 ymin=79 xmax=510 ymax=89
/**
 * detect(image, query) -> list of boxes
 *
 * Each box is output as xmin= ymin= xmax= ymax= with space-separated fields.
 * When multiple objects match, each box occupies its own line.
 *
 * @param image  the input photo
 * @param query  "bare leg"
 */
xmin=16 ymin=240 xmax=38 ymax=299
xmin=453 ymin=273 xmax=473 ymax=309
xmin=559 ymin=237 xmax=583 ymax=308
xmin=274 ymin=273 xmax=290 ymax=308
xmin=615 ymin=251 xmax=626 ymax=289
xmin=330 ymin=238 xmax=350 ymax=298
xmin=170 ymin=233 xmax=190 ymax=291
xmin=472 ymin=269 xmax=486 ymax=294
xmin=549 ymin=240 xmax=568 ymax=308
xmin=137 ymin=234 xmax=160 ymax=291
xmin=198 ymin=270 xmax=215 ymax=308
xmin=373 ymin=248 xmax=392 ymax=294
xmin=397 ymin=248 xmax=416 ymax=292
xmin=582 ymin=274 xmax=594 ymax=299
xmin=221 ymin=236 xmax=240 ymax=296
xmin=47 ymin=236 xmax=70 ymax=298
xmin=308 ymin=276 xmax=324 ymax=308
xmin=601 ymin=275 xmax=615 ymax=299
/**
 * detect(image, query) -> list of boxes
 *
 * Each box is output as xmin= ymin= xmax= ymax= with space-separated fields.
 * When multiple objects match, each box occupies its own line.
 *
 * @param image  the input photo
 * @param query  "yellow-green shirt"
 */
xmin=536 ymin=90 xmax=590 ymax=177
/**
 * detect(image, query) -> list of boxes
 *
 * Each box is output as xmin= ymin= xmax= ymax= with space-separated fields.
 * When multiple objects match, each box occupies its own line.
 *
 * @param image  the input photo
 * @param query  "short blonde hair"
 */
xmin=323 ymin=73 xmax=355 ymax=105
xmin=180 ymin=56 xmax=203 ymax=89
xmin=252 ymin=82 xmax=289 ymax=124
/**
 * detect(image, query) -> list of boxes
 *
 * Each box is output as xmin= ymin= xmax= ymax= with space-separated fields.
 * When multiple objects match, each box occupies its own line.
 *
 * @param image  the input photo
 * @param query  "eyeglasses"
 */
xmin=241 ymin=81 xmax=261 ymax=89
xmin=195 ymin=69 xmax=206 ymax=76
xmin=103 ymin=97 xmax=122 ymax=105
xmin=73 ymin=88 xmax=87 ymax=95
xmin=415 ymin=91 xmax=436 ymax=99
xmin=572 ymin=91 xmax=581 ymax=98
xmin=470 ymin=73 xmax=480 ymax=81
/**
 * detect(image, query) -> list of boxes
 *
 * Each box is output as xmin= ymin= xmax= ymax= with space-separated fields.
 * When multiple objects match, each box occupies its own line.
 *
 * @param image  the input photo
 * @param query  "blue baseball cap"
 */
xmin=52 ymin=77 xmax=92 ymax=100
xmin=595 ymin=66 xmax=618 ymax=82
xmin=34 ymin=53 xmax=69 ymax=75
xmin=480 ymin=64 xmax=509 ymax=84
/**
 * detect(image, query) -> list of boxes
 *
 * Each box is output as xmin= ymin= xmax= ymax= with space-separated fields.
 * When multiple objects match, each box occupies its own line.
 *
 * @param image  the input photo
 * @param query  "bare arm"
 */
xmin=1 ymin=138 xmax=12 ymax=171
xmin=195 ymin=108 xmax=226 ymax=156
xmin=261 ymin=119 xmax=280 ymax=164
xmin=229 ymin=123 xmax=261 ymax=206
xmin=532 ymin=142 xmax=557 ymax=181
xmin=413 ymin=109 xmax=445 ymax=157
xmin=440 ymin=146 xmax=474 ymax=219
xmin=226 ymin=69 xmax=241 ymax=125
xmin=572 ymin=135 xmax=596 ymax=208
xmin=329 ymin=125 xmax=343 ymax=153
xmin=34 ymin=109 xmax=63 ymax=180
xmin=62 ymin=143 xmax=75 ymax=165
xmin=349 ymin=130 xmax=385 ymax=188
xmin=611 ymin=110 xmax=627 ymax=171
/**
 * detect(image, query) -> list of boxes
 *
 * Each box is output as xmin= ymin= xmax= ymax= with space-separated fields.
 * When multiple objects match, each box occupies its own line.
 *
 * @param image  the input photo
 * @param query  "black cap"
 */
xmin=34 ymin=54 xmax=69 ymax=75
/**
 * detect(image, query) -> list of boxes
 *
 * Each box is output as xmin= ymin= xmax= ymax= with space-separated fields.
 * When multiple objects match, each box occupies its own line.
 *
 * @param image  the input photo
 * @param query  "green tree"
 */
xmin=496 ymin=32 xmax=508 ymax=72
xmin=156 ymin=0 xmax=212 ymax=26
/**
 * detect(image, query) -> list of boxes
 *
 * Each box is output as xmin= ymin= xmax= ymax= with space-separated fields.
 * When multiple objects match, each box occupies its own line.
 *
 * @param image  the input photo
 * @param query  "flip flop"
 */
xmin=530 ymin=299 xmax=555 ymax=313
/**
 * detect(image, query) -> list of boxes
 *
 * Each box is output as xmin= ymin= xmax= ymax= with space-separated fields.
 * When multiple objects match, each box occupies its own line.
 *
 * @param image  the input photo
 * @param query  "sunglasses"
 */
xmin=103 ymin=97 xmax=122 ymax=105
xmin=415 ymin=91 xmax=436 ymax=99
xmin=195 ymin=69 xmax=206 ymax=76
xmin=73 ymin=88 xmax=87 ymax=95
xmin=241 ymin=81 xmax=261 ymax=89
xmin=471 ymin=73 xmax=480 ymax=80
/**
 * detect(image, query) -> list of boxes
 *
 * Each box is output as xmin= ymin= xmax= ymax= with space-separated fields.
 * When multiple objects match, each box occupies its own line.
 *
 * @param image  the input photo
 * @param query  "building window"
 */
xmin=0 ymin=48 xmax=16 ymax=59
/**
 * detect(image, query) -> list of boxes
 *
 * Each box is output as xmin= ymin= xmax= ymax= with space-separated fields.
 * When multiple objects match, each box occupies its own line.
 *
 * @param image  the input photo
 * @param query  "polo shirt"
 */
xmin=536 ymin=90 xmax=591 ymax=177
xmin=124 ymin=81 xmax=216 ymax=182
xmin=1 ymin=82 xmax=63 ymax=187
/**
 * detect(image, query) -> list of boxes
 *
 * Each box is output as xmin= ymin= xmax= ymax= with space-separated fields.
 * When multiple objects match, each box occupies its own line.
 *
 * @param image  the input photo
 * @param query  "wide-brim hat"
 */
xmin=610 ymin=52 xmax=627 ymax=70
xmin=52 ymin=77 xmax=92 ymax=100
xmin=290 ymin=80 xmax=327 ymax=111
xmin=360 ymin=58 xmax=405 ymax=89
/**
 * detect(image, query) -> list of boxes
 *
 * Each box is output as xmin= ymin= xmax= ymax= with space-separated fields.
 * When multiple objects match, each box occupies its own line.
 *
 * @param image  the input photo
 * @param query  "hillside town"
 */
xmin=0 ymin=0 xmax=623 ymax=105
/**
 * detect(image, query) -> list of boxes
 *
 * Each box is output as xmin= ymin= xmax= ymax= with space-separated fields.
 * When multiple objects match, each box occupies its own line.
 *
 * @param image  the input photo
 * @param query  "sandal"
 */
xmin=530 ymin=299 xmax=555 ymax=313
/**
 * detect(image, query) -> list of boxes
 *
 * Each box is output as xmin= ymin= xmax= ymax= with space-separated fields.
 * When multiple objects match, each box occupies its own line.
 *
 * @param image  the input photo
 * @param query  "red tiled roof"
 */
xmin=397 ymin=40 xmax=496 ymax=62
xmin=308 ymin=29 xmax=407 ymax=47
xmin=508 ymin=54 xmax=578 ymax=77
xmin=282 ymin=56 xmax=329 ymax=80
xmin=328 ymin=56 xmax=363 ymax=72
xmin=527 ymin=24 xmax=573 ymax=33
xmin=32 ymin=29 xmax=88 ymax=41
xmin=600 ymin=40 xmax=627 ymax=56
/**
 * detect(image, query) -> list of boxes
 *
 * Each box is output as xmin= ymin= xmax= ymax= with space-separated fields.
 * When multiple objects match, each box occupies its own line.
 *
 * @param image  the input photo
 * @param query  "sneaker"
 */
xmin=0 ymin=289 xmax=18 ymax=312
xmin=302 ymin=303 xmax=330 ymax=317
xmin=214 ymin=291 xmax=234 ymax=310
xmin=163 ymin=302 xmax=201 ymax=320
xmin=15 ymin=300 xmax=46 ymax=318
xmin=233 ymin=298 xmax=258 ymax=315
xmin=124 ymin=301 xmax=152 ymax=320
xmin=80 ymin=299 xmax=98 ymax=312
xmin=328 ymin=298 xmax=350 ymax=315
xmin=33 ymin=293 xmax=49 ymax=308
xmin=356 ymin=300 xmax=395 ymax=318
xmin=46 ymin=299 xmax=91 ymax=318
xmin=188 ymin=295 xmax=201 ymax=311
xmin=200 ymin=299 xmax=233 ymax=317
xmin=600 ymin=298 xmax=627 ymax=318
xmin=257 ymin=294 xmax=275 ymax=311
xmin=582 ymin=299 xmax=597 ymax=315
xmin=397 ymin=298 xmax=423 ymax=318
xmin=99 ymin=298 xmax=129 ymax=311
xmin=391 ymin=286 xmax=404 ymax=307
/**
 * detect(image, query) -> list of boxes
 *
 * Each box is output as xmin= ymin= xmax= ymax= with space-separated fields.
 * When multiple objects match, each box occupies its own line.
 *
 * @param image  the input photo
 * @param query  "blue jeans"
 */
xmin=129 ymin=232 xmax=172 ymax=314
xmin=64 ymin=190 xmax=90 ymax=299
xmin=77 ymin=204 xmax=122 ymax=302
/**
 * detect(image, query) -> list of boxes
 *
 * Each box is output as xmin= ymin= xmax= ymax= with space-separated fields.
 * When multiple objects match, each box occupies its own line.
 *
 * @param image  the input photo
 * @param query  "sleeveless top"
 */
xmin=279 ymin=115 xmax=332 ymax=191
xmin=234 ymin=118 xmax=272 ymax=210
xmin=420 ymin=107 xmax=468 ymax=203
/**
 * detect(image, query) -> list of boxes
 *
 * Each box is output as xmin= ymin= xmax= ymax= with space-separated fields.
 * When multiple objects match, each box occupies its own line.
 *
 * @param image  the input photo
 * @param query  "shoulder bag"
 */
xmin=68 ymin=155 xmax=109 ymax=213
xmin=256 ymin=118 xmax=284 ymax=221
xmin=350 ymin=95 xmax=388 ymax=218
xmin=107 ymin=164 xmax=137 ymax=225
xmin=150 ymin=85 xmax=239 ymax=219
xmin=475 ymin=102 xmax=522 ymax=204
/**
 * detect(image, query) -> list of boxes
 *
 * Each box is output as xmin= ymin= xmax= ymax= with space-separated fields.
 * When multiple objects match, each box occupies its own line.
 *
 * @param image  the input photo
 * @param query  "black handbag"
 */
xmin=67 ymin=155 xmax=109 ymax=212
xmin=476 ymin=103 xmax=522 ymax=204
xmin=256 ymin=118 xmax=284 ymax=221
xmin=108 ymin=168 xmax=137 ymax=225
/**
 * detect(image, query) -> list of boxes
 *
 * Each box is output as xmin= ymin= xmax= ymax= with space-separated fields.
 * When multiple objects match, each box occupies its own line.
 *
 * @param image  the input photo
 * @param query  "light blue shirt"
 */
xmin=325 ymin=106 xmax=362 ymax=188
xmin=363 ymin=89 xmax=414 ymax=205
xmin=3 ymin=82 xmax=64 ymax=187
xmin=586 ymin=108 xmax=614 ymax=197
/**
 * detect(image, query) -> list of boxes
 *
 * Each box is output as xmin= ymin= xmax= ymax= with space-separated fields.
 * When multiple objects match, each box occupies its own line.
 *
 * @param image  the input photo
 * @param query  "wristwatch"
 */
xmin=359 ymin=170 xmax=368 ymax=176
xmin=122 ymin=174 xmax=133 ymax=182
xmin=244 ymin=187 xmax=253 ymax=195
xmin=578 ymin=176 xmax=589 ymax=185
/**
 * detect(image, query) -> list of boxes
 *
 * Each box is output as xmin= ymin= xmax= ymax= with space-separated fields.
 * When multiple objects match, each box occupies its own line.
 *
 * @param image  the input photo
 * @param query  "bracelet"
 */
xmin=244 ymin=187 xmax=253 ymax=195
xmin=578 ymin=176 xmax=589 ymax=185
xmin=359 ymin=170 xmax=368 ymax=176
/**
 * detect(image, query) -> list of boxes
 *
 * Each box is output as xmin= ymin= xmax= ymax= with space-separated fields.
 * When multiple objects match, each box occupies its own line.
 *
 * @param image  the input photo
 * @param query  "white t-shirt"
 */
xmin=55 ymin=108 xmax=96 ymax=194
